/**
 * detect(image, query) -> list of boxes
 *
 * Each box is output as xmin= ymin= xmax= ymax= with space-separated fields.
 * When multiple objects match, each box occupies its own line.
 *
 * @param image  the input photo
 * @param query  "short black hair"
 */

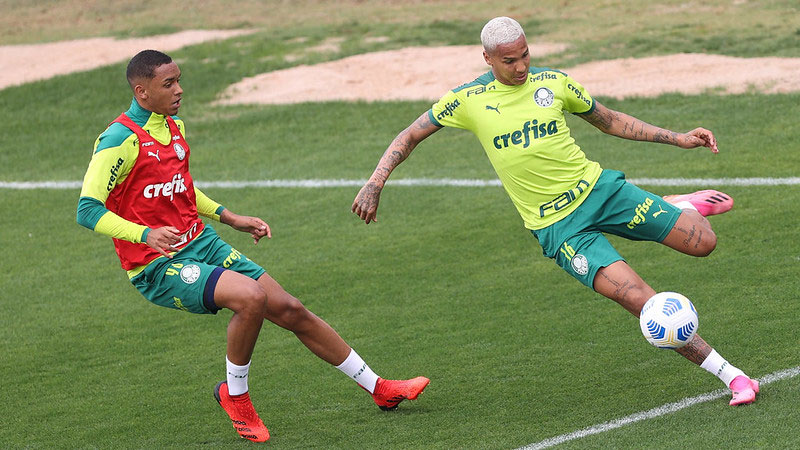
xmin=126 ymin=50 xmax=172 ymax=87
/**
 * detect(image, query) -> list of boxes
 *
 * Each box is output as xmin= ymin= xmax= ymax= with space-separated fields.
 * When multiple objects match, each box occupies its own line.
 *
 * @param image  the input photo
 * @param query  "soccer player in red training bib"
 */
xmin=77 ymin=50 xmax=429 ymax=443
xmin=352 ymin=17 xmax=758 ymax=406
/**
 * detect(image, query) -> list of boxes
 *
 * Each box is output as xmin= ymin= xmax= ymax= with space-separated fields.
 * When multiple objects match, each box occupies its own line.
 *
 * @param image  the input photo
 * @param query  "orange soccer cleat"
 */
xmin=214 ymin=381 xmax=270 ymax=442
xmin=371 ymin=376 xmax=430 ymax=411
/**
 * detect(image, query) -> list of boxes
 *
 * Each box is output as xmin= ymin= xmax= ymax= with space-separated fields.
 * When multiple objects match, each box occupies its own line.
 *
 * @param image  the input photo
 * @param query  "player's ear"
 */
xmin=483 ymin=50 xmax=492 ymax=66
xmin=133 ymin=83 xmax=147 ymax=100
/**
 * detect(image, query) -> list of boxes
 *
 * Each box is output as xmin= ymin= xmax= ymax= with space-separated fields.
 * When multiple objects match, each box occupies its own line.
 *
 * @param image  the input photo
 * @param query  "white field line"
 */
xmin=518 ymin=366 xmax=800 ymax=450
xmin=2 ymin=177 xmax=800 ymax=190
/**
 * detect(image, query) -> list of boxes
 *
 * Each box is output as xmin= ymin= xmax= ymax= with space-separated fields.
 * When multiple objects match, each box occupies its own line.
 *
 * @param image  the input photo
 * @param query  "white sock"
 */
xmin=226 ymin=356 xmax=251 ymax=396
xmin=335 ymin=348 xmax=379 ymax=393
xmin=700 ymin=349 xmax=745 ymax=387
xmin=673 ymin=200 xmax=698 ymax=212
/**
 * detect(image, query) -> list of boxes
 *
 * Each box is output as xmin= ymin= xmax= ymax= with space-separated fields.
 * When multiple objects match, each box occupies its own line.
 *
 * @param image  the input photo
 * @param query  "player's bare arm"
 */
xmin=220 ymin=209 xmax=271 ymax=244
xmin=580 ymin=101 xmax=719 ymax=153
xmin=352 ymin=112 xmax=441 ymax=224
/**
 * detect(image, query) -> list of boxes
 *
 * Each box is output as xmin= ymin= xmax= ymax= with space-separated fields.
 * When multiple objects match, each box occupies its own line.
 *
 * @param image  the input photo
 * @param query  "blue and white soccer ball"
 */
xmin=639 ymin=292 xmax=698 ymax=349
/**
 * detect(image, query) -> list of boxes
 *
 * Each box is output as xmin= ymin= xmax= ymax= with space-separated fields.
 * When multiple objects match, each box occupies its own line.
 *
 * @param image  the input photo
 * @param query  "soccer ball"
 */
xmin=639 ymin=292 xmax=698 ymax=349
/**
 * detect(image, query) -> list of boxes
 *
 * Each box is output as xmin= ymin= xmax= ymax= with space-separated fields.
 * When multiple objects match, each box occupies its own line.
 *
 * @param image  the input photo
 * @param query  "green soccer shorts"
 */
xmin=531 ymin=169 xmax=682 ymax=289
xmin=131 ymin=224 xmax=266 ymax=314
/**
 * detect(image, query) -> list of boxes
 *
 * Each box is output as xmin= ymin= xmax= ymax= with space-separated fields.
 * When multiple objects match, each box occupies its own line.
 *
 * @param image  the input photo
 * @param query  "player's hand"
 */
xmin=146 ymin=226 xmax=181 ymax=258
xmin=680 ymin=127 xmax=718 ymax=154
xmin=223 ymin=211 xmax=271 ymax=244
xmin=352 ymin=181 xmax=383 ymax=224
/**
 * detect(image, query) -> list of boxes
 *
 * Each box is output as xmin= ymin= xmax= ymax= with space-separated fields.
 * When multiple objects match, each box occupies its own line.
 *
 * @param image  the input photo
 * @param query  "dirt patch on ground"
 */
xmin=3 ymin=31 xmax=799 ymax=101
xmin=0 ymin=29 xmax=254 ymax=90
xmin=217 ymin=46 xmax=800 ymax=104
xmin=215 ymin=44 xmax=569 ymax=104
xmin=218 ymin=44 xmax=800 ymax=104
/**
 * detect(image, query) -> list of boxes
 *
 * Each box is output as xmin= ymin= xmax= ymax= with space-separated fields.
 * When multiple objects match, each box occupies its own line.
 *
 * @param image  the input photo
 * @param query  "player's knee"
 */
xmin=274 ymin=297 xmax=313 ymax=329
xmin=693 ymin=228 xmax=717 ymax=257
xmin=237 ymin=283 xmax=268 ymax=318
xmin=627 ymin=288 xmax=656 ymax=317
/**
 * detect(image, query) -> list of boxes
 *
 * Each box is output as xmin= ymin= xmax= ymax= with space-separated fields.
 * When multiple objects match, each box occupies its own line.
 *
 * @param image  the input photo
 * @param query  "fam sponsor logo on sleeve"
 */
xmin=465 ymin=84 xmax=496 ymax=97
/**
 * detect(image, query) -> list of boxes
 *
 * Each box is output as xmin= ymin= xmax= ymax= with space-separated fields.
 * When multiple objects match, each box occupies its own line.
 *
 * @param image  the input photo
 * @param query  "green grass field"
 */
xmin=2 ymin=1 xmax=799 ymax=448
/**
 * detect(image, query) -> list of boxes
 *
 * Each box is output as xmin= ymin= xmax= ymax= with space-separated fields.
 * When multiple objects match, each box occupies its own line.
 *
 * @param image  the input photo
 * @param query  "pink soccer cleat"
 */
xmin=663 ymin=190 xmax=734 ymax=217
xmin=729 ymin=375 xmax=759 ymax=406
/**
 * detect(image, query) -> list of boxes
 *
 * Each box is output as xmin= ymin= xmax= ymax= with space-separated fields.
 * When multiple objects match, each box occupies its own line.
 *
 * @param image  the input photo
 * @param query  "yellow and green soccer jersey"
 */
xmin=428 ymin=68 xmax=603 ymax=230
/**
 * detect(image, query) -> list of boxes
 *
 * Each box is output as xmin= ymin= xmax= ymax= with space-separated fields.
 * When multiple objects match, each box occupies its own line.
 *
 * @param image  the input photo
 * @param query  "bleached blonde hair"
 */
xmin=481 ymin=17 xmax=525 ymax=54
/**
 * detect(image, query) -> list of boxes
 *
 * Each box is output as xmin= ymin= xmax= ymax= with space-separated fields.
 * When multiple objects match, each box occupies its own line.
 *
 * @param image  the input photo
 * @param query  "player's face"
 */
xmin=136 ymin=62 xmax=183 ymax=116
xmin=483 ymin=35 xmax=531 ymax=86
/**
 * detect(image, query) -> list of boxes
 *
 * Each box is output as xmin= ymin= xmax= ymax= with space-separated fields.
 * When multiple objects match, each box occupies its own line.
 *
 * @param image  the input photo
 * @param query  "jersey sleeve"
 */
xmin=561 ymin=74 xmax=595 ymax=115
xmin=427 ymin=90 xmax=468 ymax=129
xmin=76 ymin=133 xmax=148 ymax=243
xmin=195 ymin=187 xmax=225 ymax=221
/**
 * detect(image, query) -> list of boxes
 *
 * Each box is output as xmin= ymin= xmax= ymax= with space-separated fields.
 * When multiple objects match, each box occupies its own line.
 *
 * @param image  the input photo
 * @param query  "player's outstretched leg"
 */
xmin=214 ymin=381 xmax=270 ymax=442
xmin=595 ymin=262 xmax=758 ymax=406
xmin=676 ymin=336 xmax=759 ymax=406
xmin=370 ymin=376 xmax=431 ymax=411
xmin=663 ymin=189 xmax=733 ymax=217
xmin=256 ymin=273 xmax=430 ymax=411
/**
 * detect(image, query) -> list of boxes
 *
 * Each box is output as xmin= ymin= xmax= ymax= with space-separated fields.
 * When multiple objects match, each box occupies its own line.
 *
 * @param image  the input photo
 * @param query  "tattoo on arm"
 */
xmin=583 ymin=107 xmax=616 ymax=131
xmin=653 ymin=129 xmax=679 ymax=145
xmin=622 ymin=120 xmax=649 ymax=140
xmin=358 ymin=182 xmax=382 ymax=210
xmin=414 ymin=112 xmax=434 ymax=131
xmin=373 ymin=112 xmax=438 ymax=183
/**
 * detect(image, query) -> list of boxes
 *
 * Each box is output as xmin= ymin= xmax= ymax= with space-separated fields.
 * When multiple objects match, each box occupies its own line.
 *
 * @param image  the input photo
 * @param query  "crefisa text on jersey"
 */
xmin=143 ymin=173 xmax=188 ymax=201
xmin=107 ymin=158 xmax=125 ymax=191
xmin=493 ymin=119 xmax=558 ymax=149
xmin=436 ymin=100 xmax=461 ymax=121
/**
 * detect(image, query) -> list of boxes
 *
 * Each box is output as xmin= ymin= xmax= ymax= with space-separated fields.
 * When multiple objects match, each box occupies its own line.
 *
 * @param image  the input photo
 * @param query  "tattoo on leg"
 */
xmin=674 ymin=335 xmax=712 ymax=365
xmin=599 ymin=270 xmax=620 ymax=288
xmin=597 ymin=270 xmax=642 ymax=315
xmin=682 ymin=225 xmax=696 ymax=248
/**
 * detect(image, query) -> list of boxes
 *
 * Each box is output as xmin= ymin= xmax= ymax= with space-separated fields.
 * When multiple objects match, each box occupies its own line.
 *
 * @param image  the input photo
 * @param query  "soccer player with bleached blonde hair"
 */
xmin=353 ymin=16 xmax=758 ymax=406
